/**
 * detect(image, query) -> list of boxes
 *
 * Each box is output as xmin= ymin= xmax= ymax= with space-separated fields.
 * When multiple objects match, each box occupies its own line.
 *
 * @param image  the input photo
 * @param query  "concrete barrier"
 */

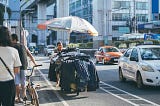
xmin=80 ymin=49 xmax=97 ymax=57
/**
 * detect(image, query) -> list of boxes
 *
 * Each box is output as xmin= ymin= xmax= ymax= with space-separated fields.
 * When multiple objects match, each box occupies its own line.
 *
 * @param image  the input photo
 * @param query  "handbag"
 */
xmin=0 ymin=57 xmax=14 ymax=79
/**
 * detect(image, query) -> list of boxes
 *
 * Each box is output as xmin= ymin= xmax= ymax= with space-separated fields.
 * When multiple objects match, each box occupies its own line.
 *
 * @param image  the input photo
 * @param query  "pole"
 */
xmin=133 ymin=0 xmax=136 ymax=33
xmin=3 ymin=0 xmax=8 ymax=27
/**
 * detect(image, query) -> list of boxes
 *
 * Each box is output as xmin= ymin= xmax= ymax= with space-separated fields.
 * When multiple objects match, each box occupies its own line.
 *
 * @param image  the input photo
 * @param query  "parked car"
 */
xmin=44 ymin=45 xmax=55 ymax=56
xmin=118 ymin=45 xmax=160 ymax=88
xmin=94 ymin=46 xmax=123 ymax=64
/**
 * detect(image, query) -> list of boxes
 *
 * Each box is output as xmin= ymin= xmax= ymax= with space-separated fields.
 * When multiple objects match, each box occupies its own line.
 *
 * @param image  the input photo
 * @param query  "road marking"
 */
xmin=37 ymin=69 xmax=69 ymax=106
xmin=100 ymin=81 xmax=160 ymax=106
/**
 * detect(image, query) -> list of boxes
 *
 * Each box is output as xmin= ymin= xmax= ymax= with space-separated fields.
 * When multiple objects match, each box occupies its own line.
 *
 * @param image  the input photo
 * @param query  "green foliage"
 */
xmin=67 ymin=43 xmax=79 ymax=48
xmin=86 ymin=42 xmax=93 ymax=48
xmin=115 ymin=40 xmax=160 ymax=49
xmin=67 ymin=42 xmax=93 ymax=49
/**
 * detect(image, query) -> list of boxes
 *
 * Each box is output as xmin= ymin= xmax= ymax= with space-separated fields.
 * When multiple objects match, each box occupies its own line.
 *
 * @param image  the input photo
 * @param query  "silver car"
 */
xmin=44 ymin=45 xmax=55 ymax=56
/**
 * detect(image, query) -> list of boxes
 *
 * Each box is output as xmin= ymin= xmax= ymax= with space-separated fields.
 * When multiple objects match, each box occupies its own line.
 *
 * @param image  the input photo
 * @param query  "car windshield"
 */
xmin=140 ymin=48 xmax=160 ymax=60
xmin=103 ymin=47 xmax=120 ymax=52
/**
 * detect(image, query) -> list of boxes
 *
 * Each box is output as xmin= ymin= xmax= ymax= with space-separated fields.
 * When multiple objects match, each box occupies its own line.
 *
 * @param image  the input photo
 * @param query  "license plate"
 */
xmin=114 ymin=59 xmax=118 ymax=61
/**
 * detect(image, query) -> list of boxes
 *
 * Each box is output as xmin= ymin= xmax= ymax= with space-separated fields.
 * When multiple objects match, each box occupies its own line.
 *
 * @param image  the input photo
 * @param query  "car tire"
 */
xmin=136 ymin=73 xmax=144 ymax=89
xmin=119 ymin=68 xmax=126 ymax=82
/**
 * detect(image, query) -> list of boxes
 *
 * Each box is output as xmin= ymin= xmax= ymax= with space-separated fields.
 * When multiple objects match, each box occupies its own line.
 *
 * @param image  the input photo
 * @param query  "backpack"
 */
xmin=13 ymin=43 xmax=28 ymax=70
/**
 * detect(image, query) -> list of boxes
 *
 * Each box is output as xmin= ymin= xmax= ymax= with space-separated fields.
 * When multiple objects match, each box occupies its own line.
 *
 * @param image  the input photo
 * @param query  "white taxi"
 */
xmin=118 ymin=45 xmax=160 ymax=88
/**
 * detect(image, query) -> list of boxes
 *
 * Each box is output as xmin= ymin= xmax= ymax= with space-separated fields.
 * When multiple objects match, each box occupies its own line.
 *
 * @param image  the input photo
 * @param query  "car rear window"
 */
xmin=104 ymin=47 xmax=119 ymax=52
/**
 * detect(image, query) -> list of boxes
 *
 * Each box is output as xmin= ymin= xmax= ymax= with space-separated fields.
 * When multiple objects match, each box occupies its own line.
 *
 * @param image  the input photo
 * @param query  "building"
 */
xmin=69 ymin=0 xmax=93 ymax=43
xmin=138 ymin=0 xmax=160 ymax=33
xmin=92 ymin=0 xmax=151 ymax=46
xmin=20 ymin=0 xmax=69 ymax=46
xmin=0 ymin=0 xmax=21 ymax=38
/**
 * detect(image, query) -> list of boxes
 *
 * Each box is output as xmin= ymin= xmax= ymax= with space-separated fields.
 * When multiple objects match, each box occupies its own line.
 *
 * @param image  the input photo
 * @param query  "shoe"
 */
xmin=23 ymin=96 xmax=28 ymax=101
xmin=15 ymin=98 xmax=23 ymax=103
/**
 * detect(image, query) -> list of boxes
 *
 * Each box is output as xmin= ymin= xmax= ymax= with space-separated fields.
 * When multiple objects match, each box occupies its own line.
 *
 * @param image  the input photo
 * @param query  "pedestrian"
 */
xmin=11 ymin=33 xmax=37 ymax=103
xmin=0 ymin=26 xmax=21 ymax=106
xmin=54 ymin=41 xmax=63 ymax=87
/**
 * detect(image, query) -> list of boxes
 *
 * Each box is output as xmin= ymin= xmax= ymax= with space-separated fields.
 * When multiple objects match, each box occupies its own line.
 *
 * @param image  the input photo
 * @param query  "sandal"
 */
xmin=15 ymin=98 xmax=23 ymax=103
xmin=23 ymin=96 xmax=28 ymax=101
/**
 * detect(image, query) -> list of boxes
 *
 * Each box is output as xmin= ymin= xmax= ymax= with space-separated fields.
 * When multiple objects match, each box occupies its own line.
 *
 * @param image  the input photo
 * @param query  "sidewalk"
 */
xmin=15 ymin=66 xmax=59 ymax=106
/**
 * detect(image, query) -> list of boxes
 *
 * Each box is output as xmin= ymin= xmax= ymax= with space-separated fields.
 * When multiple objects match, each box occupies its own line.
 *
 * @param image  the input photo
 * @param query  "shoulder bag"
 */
xmin=0 ymin=57 xmax=14 ymax=79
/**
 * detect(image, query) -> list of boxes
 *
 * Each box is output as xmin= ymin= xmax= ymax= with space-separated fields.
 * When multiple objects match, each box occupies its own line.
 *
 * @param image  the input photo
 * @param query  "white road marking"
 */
xmin=100 ymin=81 xmax=160 ymax=106
xmin=37 ymin=69 xmax=69 ymax=106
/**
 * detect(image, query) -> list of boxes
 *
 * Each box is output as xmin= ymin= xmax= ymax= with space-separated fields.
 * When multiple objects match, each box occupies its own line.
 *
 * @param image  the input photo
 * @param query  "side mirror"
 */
xmin=130 ymin=57 xmax=138 ymax=62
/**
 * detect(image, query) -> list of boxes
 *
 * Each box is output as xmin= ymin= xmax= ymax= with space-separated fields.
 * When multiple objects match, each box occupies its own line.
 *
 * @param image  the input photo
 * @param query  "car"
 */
xmin=44 ymin=45 xmax=55 ymax=56
xmin=118 ymin=45 xmax=160 ymax=88
xmin=94 ymin=46 xmax=123 ymax=64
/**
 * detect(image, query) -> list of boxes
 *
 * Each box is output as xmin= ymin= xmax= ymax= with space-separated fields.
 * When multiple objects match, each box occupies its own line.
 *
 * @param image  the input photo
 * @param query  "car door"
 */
xmin=120 ymin=48 xmax=132 ymax=77
xmin=128 ymin=48 xmax=139 ymax=79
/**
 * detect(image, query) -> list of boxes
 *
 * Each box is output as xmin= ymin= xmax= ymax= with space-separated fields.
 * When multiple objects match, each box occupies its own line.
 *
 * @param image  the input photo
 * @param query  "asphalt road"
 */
xmin=15 ymin=55 xmax=160 ymax=106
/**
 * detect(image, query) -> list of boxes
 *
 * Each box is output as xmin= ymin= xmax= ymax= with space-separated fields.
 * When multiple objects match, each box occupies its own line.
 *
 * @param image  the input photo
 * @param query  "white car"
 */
xmin=44 ymin=45 xmax=55 ymax=56
xmin=118 ymin=45 xmax=160 ymax=88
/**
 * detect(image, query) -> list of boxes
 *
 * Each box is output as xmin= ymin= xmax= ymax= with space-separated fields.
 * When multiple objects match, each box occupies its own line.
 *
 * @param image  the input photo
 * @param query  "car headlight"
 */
xmin=141 ymin=65 xmax=154 ymax=72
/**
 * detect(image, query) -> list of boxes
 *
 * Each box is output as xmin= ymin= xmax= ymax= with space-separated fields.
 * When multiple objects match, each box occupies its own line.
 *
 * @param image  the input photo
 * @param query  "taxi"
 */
xmin=118 ymin=45 xmax=160 ymax=88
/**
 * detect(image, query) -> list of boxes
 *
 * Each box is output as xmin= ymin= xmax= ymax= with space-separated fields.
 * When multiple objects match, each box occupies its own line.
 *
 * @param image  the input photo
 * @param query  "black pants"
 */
xmin=0 ymin=80 xmax=15 ymax=106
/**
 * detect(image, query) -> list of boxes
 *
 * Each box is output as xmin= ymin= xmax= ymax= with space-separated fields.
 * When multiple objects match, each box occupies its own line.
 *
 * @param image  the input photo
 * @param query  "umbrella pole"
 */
xmin=66 ymin=31 xmax=70 ymax=46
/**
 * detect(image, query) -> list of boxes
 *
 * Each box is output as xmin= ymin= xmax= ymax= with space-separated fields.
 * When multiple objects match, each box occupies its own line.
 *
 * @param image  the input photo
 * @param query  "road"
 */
xmin=16 ymin=55 xmax=160 ymax=106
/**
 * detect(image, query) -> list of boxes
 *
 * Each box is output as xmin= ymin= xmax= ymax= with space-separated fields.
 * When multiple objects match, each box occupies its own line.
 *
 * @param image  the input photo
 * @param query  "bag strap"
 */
xmin=0 ymin=57 xmax=14 ymax=79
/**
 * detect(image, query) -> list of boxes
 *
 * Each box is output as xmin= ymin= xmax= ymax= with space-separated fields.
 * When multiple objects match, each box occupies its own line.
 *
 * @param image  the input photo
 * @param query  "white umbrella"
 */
xmin=37 ymin=16 xmax=98 ymax=36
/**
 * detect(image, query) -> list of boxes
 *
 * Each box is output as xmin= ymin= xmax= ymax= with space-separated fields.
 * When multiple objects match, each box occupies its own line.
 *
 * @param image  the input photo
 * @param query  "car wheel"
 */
xmin=119 ymin=68 xmax=126 ymax=82
xmin=136 ymin=73 xmax=144 ymax=89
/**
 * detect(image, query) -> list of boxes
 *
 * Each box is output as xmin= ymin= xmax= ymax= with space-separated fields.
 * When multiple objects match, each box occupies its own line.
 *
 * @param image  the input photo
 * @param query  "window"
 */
xmin=130 ymin=48 xmax=138 ymax=61
xmin=136 ymin=2 xmax=148 ymax=10
xmin=136 ymin=14 xmax=148 ymax=22
xmin=124 ymin=48 xmax=132 ymax=57
xmin=112 ymin=13 xmax=129 ymax=21
xmin=113 ymin=1 xmax=130 ymax=9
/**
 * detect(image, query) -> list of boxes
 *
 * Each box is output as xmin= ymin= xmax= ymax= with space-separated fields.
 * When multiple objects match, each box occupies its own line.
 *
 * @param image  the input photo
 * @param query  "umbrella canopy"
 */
xmin=37 ymin=16 xmax=98 ymax=36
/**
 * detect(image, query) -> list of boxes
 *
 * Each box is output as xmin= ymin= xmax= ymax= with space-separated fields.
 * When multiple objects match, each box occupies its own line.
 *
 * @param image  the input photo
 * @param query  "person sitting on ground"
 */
xmin=11 ymin=33 xmax=37 ymax=103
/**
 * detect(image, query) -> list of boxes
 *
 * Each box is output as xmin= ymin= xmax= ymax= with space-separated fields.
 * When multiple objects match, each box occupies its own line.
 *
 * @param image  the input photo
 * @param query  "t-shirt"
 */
xmin=0 ymin=46 xmax=22 ymax=81
xmin=12 ymin=43 xmax=28 ymax=70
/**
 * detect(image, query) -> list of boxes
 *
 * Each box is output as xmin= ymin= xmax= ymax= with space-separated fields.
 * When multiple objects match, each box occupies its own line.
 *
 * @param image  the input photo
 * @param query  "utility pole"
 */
xmin=133 ymin=0 xmax=136 ymax=33
xmin=3 ymin=0 xmax=8 ymax=27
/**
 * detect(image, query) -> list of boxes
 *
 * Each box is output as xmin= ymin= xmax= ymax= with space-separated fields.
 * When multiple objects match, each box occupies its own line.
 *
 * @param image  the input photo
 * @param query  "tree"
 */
xmin=0 ymin=3 xmax=11 ymax=25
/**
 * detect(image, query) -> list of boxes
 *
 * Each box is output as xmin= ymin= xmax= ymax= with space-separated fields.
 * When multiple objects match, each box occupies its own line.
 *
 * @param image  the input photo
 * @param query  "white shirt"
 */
xmin=0 ymin=46 xmax=22 ymax=81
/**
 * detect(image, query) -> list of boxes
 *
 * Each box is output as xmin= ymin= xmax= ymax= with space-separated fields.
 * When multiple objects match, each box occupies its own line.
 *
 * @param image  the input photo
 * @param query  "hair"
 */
xmin=57 ymin=41 xmax=62 ymax=46
xmin=11 ymin=33 xmax=19 ymax=41
xmin=0 ymin=26 xmax=12 ymax=46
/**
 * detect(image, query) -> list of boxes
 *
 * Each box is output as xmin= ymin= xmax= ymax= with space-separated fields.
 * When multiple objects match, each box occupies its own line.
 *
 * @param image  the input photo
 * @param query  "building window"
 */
xmin=136 ymin=2 xmax=148 ymax=10
xmin=136 ymin=14 xmax=148 ymax=22
xmin=113 ymin=1 xmax=130 ymax=9
xmin=76 ymin=0 xmax=81 ymax=8
xmin=112 ymin=13 xmax=129 ymax=21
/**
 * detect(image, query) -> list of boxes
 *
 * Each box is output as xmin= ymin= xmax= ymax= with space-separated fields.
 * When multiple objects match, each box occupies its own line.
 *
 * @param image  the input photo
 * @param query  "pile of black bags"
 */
xmin=48 ymin=48 xmax=99 ymax=93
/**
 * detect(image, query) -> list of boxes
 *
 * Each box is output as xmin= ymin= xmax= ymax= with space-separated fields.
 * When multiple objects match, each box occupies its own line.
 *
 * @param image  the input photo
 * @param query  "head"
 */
xmin=11 ymin=33 xmax=19 ymax=43
xmin=57 ymin=41 xmax=63 ymax=51
xmin=0 ymin=26 xmax=12 ymax=46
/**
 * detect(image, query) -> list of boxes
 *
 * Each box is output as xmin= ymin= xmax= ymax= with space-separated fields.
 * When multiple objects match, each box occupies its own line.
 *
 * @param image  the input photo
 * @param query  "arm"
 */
xmin=14 ymin=67 xmax=20 ymax=74
xmin=25 ymin=46 xmax=37 ymax=66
